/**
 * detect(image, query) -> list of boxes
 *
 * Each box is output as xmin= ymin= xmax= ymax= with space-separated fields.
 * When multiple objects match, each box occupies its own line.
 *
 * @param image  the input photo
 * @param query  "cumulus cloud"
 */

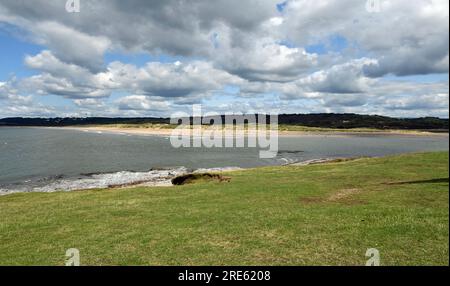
xmin=0 ymin=79 xmax=33 ymax=104
xmin=32 ymin=22 xmax=111 ymax=73
xmin=20 ymin=73 xmax=111 ymax=99
xmin=117 ymin=95 xmax=170 ymax=111
xmin=25 ymin=50 xmax=113 ymax=88
xmin=73 ymin=98 xmax=106 ymax=109
xmin=281 ymin=0 xmax=449 ymax=77
xmin=320 ymin=81 xmax=450 ymax=115
xmin=19 ymin=51 xmax=241 ymax=102
xmin=1 ymin=0 xmax=448 ymax=77
xmin=0 ymin=0 xmax=278 ymax=57
xmin=0 ymin=81 xmax=11 ymax=99
xmin=0 ymin=0 xmax=448 ymax=117
xmin=215 ymin=37 xmax=319 ymax=82
xmin=109 ymin=60 xmax=239 ymax=98
xmin=321 ymin=94 xmax=368 ymax=107
xmin=384 ymin=93 xmax=449 ymax=111
xmin=0 ymin=79 xmax=61 ymax=118
xmin=297 ymin=58 xmax=377 ymax=94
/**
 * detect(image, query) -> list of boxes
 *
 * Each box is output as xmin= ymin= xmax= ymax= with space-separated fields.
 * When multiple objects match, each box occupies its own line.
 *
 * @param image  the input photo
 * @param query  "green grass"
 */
xmin=277 ymin=124 xmax=400 ymax=133
xmin=0 ymin=152 xmax=448 ymax=266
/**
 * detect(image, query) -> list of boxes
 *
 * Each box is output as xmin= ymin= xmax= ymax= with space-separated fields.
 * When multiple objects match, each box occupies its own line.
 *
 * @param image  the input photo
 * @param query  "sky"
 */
xmin=0 ymin=0 xmax=448 ymax=118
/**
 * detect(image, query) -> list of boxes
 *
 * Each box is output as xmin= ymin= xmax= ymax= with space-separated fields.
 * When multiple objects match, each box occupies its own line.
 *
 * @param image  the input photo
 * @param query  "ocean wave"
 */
xmin=278 ymin=157 xmax=299 ymax=165
xmin=193 ymin=167 xmax=242 ymax=173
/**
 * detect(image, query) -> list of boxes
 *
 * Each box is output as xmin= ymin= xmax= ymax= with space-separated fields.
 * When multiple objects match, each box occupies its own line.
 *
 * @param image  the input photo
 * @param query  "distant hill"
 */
xmin=276 ymin=114 xmax=449 ymax=130
xmin=0 ymin=117 xmax=169 ymax=127
xmin=0 ymin=114 xmax=448 ymax=131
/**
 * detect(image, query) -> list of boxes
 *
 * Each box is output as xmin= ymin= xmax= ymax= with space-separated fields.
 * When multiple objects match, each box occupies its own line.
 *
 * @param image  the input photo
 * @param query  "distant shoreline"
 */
xmin=44 ymin=126 xmax=450 ymax=137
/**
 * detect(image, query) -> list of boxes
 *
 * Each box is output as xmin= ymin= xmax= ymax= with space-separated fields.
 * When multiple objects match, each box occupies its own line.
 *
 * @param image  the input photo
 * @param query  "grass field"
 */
xmin=0 ymin=152 xmax=448 ymax=266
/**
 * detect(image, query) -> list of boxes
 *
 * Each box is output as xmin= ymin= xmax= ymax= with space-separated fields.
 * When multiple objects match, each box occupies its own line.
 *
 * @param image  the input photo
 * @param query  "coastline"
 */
xmin=0 ymin=156 xmax=356 ymax=196
xmin=44 ymin=126 xmax=450 ymax=138
xmin=0 ymin=126 xmax=448 ymax=196
xmin=1 ymin=152 xmax=448 ymax=265
xmin=0 ymin=166 xmax=243 ymax=196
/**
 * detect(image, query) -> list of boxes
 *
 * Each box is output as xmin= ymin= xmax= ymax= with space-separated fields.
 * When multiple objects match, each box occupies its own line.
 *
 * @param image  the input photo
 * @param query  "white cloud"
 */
xmin=17 ymin=52 xmax=241 ymax=105
xmin=281 ymin=0 xmax=449 ymax=76
xmin=296 ymin=58 xmax=378 ymax=94
xmin=216 ymin=37 xmax=319 ymax=82
xmin=32 ymin=22 xmax=111 ymax=72
xmin=384 ymin=93 xmax=449 ymax=111
xmin=0 ymin=0 xmax=448 ymax=118
xmin=117 ymin=95 xmax=170 ymax=111
xmin=109 ymin=60 xmax=239 ymax=98
xmin=73 ymin=98 xmax=106 ymax=109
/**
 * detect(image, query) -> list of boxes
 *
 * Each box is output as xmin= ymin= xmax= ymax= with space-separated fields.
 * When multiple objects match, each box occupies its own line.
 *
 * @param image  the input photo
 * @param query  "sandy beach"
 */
xmin=56 ymin=126 xmax=449 ymax=137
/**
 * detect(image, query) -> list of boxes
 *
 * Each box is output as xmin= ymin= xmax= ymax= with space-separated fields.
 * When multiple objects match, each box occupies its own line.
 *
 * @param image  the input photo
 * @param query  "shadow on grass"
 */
xmin=385 ymin=178 xmax=449 ymax=185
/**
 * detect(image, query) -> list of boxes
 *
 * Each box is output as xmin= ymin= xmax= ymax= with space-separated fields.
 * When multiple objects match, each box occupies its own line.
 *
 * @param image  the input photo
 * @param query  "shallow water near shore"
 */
xmin=0 ymin=127 xmax=448 ymax=194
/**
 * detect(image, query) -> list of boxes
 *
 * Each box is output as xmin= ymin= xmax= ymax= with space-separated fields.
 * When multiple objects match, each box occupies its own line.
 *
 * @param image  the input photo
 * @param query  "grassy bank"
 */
xmin=0 ymin=152 xmax=448 ymax=266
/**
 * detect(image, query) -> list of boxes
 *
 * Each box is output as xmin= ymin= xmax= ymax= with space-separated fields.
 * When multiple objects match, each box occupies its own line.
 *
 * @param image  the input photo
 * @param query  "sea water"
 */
xmin=0 ymin=127 xmax=448 ymax=194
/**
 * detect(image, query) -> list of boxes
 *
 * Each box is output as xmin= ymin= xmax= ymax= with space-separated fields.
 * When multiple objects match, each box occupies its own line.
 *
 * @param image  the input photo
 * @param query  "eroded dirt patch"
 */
xmin=328 ymin=188 xmax=361 ymax=202
xmin=300 ymin=188 xmax=364 ymax=205
xmin=172 ymin=173 xmax=232 ymax=185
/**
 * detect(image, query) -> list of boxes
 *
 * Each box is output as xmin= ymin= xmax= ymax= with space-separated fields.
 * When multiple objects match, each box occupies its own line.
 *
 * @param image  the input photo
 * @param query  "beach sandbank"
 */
xmin=56 ymin=126 xmax=449 ymax=137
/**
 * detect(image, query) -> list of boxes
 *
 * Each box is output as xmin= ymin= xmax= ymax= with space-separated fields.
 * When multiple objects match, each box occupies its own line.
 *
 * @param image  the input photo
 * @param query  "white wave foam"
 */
xmin=193 ymin=167 xmax=242 ymax=173
xmin=0 ymin=166 xmax=247 ymax=196
xmin=0 ymin=167 xmax=190 ymax=196
xmin=278 ymin=157 xmax=299 ymax=165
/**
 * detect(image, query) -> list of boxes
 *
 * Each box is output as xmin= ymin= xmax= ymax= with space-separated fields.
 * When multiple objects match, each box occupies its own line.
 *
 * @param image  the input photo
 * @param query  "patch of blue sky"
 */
xmin=305 ymin=43 xmax=327 ymax=55
xmin=222 ymin=85 xmax=240 ymax=95
xmin=277 ymin=40 xmax=297 ymax=49
xmin=276 ymin=1 xmax=288 ymax=13
xmin=328 ymin=35 xmax=349 ymax=52
xmin=0 ymin=26 xmax=43 ymax=80
xmin=108 ymin=91 xmax=130 ymax=101
xmin=305 ymin=35 xmax=349 ymax=55
xmin=37 ymin=94 xmax=72 ymax=108
xmin=381 ymin=73 xmax=449 ymax=83
xmin=210 ymin=32 xmax=220 ymax=49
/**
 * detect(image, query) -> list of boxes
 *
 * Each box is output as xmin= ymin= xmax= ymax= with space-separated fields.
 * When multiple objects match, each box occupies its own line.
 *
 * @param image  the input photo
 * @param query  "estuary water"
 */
xmin=0 ymin=127 xmax=448 ymax=194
